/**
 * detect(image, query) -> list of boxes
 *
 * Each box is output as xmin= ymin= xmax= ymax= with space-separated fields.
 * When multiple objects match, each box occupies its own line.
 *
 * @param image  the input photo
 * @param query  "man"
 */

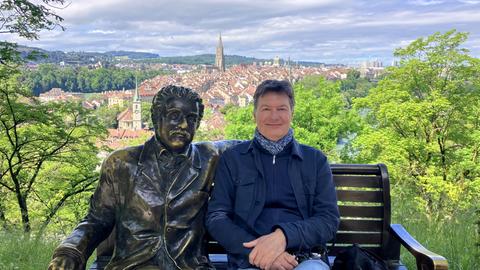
xmin=206 ymin=80 xmax=339 ymax=270
xmin=49 ymin=85 xmax=234 ymax=270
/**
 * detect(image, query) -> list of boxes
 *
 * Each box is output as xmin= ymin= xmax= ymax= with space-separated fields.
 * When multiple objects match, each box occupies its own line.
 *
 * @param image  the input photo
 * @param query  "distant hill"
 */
xmin=142 ymin=54 xmax=271 ymax=66
xmin=104 ymin=51 xmax=159 ymax=59
xmin=17 ymin=45 xmax=327 ymax=66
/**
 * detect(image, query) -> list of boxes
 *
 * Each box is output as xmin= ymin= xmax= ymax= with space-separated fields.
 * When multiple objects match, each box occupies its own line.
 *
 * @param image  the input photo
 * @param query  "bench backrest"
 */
xmin=328 ymin=163 xmax=398 ymax=260
xmin=96 ymin=163 xmax=401 ymax=263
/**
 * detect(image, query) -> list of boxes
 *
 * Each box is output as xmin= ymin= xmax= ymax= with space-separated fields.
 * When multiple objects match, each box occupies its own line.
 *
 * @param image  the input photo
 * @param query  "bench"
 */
xmin=90 ymin=164 xmax=448 ymax=270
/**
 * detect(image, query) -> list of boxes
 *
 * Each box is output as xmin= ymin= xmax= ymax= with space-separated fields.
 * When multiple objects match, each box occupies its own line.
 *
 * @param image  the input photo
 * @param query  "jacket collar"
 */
xmin=138 ymin=136 xmax=201 ymax=170
xmin=240 ymin=137 xmax=304 ymax=160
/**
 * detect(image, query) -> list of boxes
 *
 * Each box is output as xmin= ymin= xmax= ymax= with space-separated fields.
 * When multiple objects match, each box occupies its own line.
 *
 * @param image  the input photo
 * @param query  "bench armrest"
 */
xmin=390 ymin=224 xmax=448 ymax=270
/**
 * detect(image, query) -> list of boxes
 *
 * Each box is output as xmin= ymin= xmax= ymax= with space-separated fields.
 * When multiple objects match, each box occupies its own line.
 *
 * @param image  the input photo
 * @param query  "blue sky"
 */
xmin=9 ymin=0 xmax=480 ymax=65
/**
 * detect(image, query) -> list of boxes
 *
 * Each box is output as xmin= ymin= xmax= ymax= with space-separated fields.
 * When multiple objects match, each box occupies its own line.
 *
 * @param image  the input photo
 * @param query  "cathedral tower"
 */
xmin=215 ymin=33 xmax=225 ymax=72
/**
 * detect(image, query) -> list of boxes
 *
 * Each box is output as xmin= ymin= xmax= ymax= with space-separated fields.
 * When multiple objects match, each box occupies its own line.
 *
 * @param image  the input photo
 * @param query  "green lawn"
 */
xmin=0 ymin=206 xmax=477 ymax=269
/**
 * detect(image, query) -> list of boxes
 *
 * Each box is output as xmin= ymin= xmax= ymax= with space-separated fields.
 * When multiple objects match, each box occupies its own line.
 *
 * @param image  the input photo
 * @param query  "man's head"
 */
xmin=151 ymin=85 xmax=204 ymax=153
xmin=253 ymin=80 xmax=294 ymax=141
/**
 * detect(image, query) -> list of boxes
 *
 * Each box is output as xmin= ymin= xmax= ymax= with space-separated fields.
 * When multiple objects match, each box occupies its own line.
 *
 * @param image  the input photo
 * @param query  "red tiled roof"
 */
xmin=117 ymin=108 xmax=133 ymax=121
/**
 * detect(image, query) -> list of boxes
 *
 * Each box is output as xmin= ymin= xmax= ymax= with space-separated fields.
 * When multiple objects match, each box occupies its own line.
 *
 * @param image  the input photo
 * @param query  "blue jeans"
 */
xmin=239 ymin=258 xmax=330 ymax=270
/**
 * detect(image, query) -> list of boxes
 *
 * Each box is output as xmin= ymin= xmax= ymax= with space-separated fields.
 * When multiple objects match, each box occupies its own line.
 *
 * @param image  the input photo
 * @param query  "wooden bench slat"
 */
xmin=336 ymin=190 xmax=384 ymax=202
xmin=338 ymin=205 xmax=384 ymax=218
xmin=329 ymin=164 xmax=382 ymax=175
xmin=339 ymin=219 xmax=383 ymax=231
xmin=334 ymin=175 xmax=382 ymax=188
xmin=327 ymin=246 xmax=382 ymax=256
xmin=335 ymin=232 xmax=382 ymax=244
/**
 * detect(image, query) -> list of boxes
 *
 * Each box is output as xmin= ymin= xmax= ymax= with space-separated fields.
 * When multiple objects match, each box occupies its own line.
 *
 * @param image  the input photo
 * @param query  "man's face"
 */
xmin=254 ymin=92 xmax=292 ymax=141
xmin=155 ymin=97 xmax=199 ymax=153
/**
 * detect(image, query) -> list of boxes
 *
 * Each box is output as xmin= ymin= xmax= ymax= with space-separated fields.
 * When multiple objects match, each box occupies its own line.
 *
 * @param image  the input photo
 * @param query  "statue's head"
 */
xmin=151 ymin=85 xmax=204 ymax=153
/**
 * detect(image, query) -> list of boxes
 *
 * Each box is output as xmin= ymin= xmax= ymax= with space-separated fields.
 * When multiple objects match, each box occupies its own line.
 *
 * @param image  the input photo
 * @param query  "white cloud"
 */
xmin=9 ymin=0 xmax=480 ymax=63
xmin=88 ymin=30 xmax=116 ymax=35
xmin=457 ymin=0 xmax=480 ymax=4
xmin=408 ymin=0 xmax=445 ymax=5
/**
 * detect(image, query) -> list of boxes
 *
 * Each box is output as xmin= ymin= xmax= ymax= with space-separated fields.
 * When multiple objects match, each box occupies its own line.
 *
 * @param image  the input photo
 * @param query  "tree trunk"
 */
xmin=0 ymin=203 xmax=7 ymax=230
xmin=16 ymin=193 xmax=31 ymax=233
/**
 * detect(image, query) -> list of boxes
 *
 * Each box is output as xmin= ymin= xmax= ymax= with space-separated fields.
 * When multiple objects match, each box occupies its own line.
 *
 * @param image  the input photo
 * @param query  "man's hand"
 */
xmin=243 ymin=228 xmax=287 ymax=269
xmin=269 ymin=252 xmax=298 ymax=270
xmin=47 ymin=255 xmax=79 ymax=270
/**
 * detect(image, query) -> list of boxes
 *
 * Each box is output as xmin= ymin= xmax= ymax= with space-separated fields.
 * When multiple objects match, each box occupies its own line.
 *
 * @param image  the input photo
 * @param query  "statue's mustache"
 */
xmin=169 ymin=130 xmax=191 ymax=139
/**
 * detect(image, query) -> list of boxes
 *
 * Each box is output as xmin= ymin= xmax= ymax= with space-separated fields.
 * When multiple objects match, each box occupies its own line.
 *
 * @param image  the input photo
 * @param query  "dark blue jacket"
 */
xmin=206 ymin=139 xmax=339 ymax=269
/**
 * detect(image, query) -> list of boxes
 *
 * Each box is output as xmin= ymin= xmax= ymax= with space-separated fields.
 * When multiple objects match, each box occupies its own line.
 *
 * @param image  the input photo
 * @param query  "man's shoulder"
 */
xmin=104 ymin=144 xmax=143 ymax=166
xmin=221 ymin=140 xmax=251 ymax=155
xmin=194 ymin=140 xmax=246 ymax=155
xmin=294 ymin=141 xmax=328 ymax=161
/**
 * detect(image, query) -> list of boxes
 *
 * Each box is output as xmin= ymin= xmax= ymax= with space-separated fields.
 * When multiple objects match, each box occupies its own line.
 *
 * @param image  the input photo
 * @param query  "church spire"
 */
xmin=133 ymin=76 xmax=140 ymax=102
xmin=215 ymin=33 xmax=225 ymax=72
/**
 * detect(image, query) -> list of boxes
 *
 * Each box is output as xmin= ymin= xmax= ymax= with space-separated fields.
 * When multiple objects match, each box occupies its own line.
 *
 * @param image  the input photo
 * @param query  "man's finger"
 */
xmin=284 ymin=253 xmax=298 ymax=267
xmin=243 ymin=239 xmax=258 ymax=248
xmin=249 ymin=247 xmax=258 ymax=265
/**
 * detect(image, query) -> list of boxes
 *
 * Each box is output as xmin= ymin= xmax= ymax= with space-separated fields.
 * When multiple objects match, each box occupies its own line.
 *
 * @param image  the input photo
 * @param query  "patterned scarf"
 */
xmin=254 ymin=128 xmax=293 ymax=155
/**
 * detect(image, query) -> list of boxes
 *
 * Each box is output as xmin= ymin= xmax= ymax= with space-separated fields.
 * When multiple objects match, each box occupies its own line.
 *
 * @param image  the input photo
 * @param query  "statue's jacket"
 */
xmin=55 ymin=137 xmax=232 ymax=270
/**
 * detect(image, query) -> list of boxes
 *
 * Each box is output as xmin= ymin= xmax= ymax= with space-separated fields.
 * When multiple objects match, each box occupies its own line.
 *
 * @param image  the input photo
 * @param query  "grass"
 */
xmin=0 ymin=231 xmax=95 ymax=270
xmin=392 ymin=202 xmax=479 ymax=269
xmin=0 ymin=231 xmax=57 ymax=270
xmin=0 ymin=201 xmax=477 ymax=269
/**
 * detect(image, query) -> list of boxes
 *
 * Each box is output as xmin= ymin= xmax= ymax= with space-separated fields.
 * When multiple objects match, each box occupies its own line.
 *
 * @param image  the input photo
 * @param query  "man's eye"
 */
xmin=187 ymin=115 xmax=197 ymax=122
xmin=168 ymin=112 xmax=180 ymax=120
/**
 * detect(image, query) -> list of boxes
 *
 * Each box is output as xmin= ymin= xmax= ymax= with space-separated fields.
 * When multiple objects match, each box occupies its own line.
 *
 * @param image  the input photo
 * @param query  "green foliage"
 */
xmin=21 ymin=64 xmax=172 ymax=95
xmin=1 ymin=0 xmax=67 ymax=66
xmin=0 ymin=63 xmax=107 ymax=233
xmin=224 ymin=104 xmax=255 ymax=140
xmin=392 ymin=193 xmax=480 ymax=269
xmin=352 ymin=30 xmax=480 ymax=220
xmin=141 ymin=101 xmax=152 ymax=129
xmin=340 ymin=69 xmax=376 ymax=107
xmin=0 ymin=0 xmax=65 ymax=40
xmin=0 ymin=231 xmax=57 ymax=269
xmin=0 ymin=230 xmax=96 ymax=269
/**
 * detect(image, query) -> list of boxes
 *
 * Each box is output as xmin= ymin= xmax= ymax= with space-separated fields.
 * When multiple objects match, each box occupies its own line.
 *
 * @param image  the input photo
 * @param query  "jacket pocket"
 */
xmin=234 ymin=174 xmax=256 ymax=216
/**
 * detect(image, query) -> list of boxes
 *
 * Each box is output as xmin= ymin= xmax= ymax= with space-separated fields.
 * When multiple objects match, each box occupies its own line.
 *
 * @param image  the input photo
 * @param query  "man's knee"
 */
xmin=295 ymin=259 xmax=330 ymax=270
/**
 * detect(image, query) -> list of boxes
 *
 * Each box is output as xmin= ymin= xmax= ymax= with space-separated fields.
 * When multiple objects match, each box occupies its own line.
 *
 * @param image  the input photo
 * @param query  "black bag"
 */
xmin=332 ymin=244 xmax=388 ymax=270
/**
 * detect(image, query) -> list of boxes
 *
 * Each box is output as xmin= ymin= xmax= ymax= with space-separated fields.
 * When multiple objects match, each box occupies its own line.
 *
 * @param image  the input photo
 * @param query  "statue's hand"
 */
xmin=48 ymin=255 xmax=79 ymax=270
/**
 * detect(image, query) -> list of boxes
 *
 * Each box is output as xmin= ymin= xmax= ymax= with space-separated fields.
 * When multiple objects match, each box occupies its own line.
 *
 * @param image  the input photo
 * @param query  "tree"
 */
xmin=340 ymin=70 xmax=375 ymax=107
xmin=1 ymin=0 xmax=67 ymax=64
xmin=352 ymin=30 xmax=480 ymax=218
xmin=0 ymin=65 xmax=106 ymax=233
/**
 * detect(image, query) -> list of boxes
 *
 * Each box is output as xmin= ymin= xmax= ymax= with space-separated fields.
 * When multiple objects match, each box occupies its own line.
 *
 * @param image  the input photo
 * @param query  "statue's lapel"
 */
xmin=167 ymin=145 xmax=201 ymax=200
xmin=137 ymin=137 xmax=163 ymax=195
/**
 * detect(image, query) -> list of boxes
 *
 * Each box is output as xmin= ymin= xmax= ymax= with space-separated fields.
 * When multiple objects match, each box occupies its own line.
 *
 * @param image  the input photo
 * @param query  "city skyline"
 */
xmin=6 ymin=0 xmax=480 ymax=65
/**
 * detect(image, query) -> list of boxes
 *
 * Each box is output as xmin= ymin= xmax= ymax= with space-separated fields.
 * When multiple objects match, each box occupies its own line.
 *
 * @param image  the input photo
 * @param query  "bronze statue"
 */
xmin=49 ymin=85 xmax=235 ymax=270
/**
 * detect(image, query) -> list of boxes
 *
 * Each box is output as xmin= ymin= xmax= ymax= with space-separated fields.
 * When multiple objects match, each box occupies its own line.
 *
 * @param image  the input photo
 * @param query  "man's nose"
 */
xmin=270 ymin=110 xmax=280 ymax=120
xmin=178 ymin=116 xmax=188 ymax=129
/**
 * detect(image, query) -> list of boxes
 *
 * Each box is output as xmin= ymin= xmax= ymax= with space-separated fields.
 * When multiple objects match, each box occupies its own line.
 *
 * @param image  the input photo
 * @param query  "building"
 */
xmin=38 ymin=88 xmax=82 ymax=103
xmin=215 ymin=33 xmax=225 ymax=72
xmin=117 ymin=80 xmax=142 ymax=130
xmin=273 ymin=56 xmax=280 ymax=67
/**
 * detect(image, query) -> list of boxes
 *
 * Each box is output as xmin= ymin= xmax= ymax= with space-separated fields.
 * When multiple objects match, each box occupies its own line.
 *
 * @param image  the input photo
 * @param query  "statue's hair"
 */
xmin=151 ymin=85 xmax=204 ymax=126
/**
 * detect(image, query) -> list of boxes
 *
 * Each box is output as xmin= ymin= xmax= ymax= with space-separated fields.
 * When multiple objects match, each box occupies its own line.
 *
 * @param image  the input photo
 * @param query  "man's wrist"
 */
xmin=273 ymin=228 xmax=287 ymax=248
xmin=52 ymin=245 xmax=85 ymax=267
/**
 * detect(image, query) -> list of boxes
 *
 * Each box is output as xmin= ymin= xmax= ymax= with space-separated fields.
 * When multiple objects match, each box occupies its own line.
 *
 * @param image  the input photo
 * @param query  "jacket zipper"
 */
xmin=273 ymin=155 xmax=276 ymax=164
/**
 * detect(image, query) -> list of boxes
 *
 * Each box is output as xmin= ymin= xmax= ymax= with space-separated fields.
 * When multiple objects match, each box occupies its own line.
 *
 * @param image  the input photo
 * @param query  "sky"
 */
xmin=8 ymin=0 xmax=480 ymax=65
